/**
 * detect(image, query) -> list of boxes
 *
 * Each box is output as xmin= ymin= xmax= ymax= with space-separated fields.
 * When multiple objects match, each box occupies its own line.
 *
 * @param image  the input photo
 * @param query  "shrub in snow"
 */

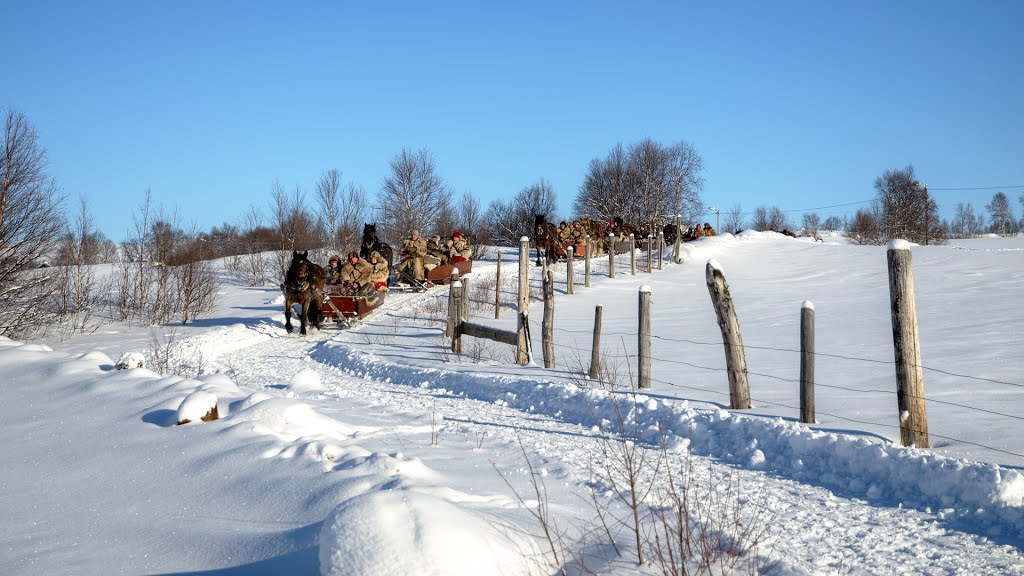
xmin=286 ymin=368 xmax=324 ymax=393
xmin=176 ymin=391 xmax=219 ymax=425
xmin=319 ymin=490 xmax=543 ymax=576
xmin=115 ymin=352 xmax=146 ymax=370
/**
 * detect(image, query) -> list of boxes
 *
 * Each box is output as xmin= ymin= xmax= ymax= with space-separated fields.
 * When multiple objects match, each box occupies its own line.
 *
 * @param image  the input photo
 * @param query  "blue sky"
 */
xmin=7 ymin=1 xmax=1023 ymax=241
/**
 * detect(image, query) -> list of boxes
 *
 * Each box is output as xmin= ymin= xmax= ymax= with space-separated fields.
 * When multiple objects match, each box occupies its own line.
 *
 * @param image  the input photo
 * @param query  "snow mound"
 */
xmin=116 ymin=352 xmax=146 ymax=370
xmin=176 ymin=390 xmax=218 ymax=424
xmin=287 ymin=368 xmax=324 ymax=393
xmin=319 ymin=490 xmax=544 ymax=576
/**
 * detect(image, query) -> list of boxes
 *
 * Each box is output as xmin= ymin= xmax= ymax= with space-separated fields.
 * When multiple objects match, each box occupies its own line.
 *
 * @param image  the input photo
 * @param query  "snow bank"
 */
xmin=176 ymin=390 xmax=218 ymax=424
xmin=319 ymin=490 xmax=544 ymax=576
xmin=316 ymin=342 xmax=1024 ymax=540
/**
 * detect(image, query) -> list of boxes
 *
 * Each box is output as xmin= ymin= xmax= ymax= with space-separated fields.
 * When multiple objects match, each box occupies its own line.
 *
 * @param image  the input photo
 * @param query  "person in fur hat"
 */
xmin=449 ymin=230 xmax=470 ymax=263
xmin=339 ymin=250 xmax=373 ymax=296
xmin=398 ymin=230 xmax=427 ymax=283
xmin=367 ymin=250 xmax=390 ymax=292
xmin=326 ymin=254 xmax=342 ymax=288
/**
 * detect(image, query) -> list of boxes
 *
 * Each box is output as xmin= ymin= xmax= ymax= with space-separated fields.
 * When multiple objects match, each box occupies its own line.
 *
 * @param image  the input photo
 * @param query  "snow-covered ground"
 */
xmin=2 ymin=232 xmax=1023 ymax=575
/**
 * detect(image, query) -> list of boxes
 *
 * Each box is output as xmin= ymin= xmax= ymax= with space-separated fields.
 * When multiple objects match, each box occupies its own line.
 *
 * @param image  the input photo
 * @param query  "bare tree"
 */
xmin=0 ymin=109 xmax=66 ymax=338
xmin=316 ymin=168 xmax=342 ymax=252
xmin=338 ymin=181 xmax=367 ymax=249
xmin=270 ymin=181 xmax=319 ymax=274
xmin=174 ymin=224 xmax=219 ymax=324
xmin=377 ymin=147 xmax=452 ymax=243
xmin=848 ymin=207 xmax=883 ymax=245
xmin=575 ymin=139 xmax=705 ymax=227
xmin=723 ymin=203 xmax=744 ymax=234
xmin=454 ymin=191 xmax=483 ymax=238
xmin=801 ymin=212 xmax=821 ymax=237
xmin=485 ymin=179 xmax=558 ymax=245
xmin=874 ymin=165 xmax=939 ymax=243
xmin=750 ymin=205 xmax=788 ymax=231
xmin=985 ymin=192 xmax=1013 ymax=237
xmin=822 ymin=215 xmax=844 ymax=232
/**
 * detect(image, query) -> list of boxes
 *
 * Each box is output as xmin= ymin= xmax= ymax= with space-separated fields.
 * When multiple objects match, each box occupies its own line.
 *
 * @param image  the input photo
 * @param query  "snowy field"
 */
xmin=2 ymin=232 xmax=1023 ymax=575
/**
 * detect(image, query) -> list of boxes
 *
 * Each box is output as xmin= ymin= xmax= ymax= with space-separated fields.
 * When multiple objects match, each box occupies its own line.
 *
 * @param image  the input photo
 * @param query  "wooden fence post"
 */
xmin=445 ymin=270 xmax=460 ymax=338
xmin=495 ymin=251 xmax=501 ymax=319
xmin=887 ymin=240 xmax=929 ymax=448
xmin=608 ymin=233 xmax=615 ymax=279
xmin=517 ymin=236 xmax=530 ymax=365
xmin=542 ymin=270 xmax=555 ymax=368
xmin=451 ymin=279 xmax=463 ymax=353
xmin=674 ymin=215 xmax=681 ymax=263
xmin=460 ymin=273 xmax=470 ymax=323
xmin=566 ymin=246 xmax=575 ymax=295
xmin=639 ymin=286 xmax=651 ymax=389
xmin=584 ymin=235 xmax=591 ymax=288
xmin=647 ymin=234 xmax=653 ymax=273
xmin=705 ymin=259 xmax=751 ymax=409
xmin=800 ymin=301 xmax=815 ymax=424
xmin=630 ymin=233 xmax=636 ymax=275
xmin=590 ymin=304 xmax=602 ymax=380
xmin=657 ymin=231 xmax=664 ymax=270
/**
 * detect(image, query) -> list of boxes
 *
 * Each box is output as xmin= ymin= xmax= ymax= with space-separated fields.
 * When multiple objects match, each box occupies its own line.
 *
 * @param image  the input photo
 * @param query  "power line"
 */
xmin=929 ymin=185 xmax=1024 ymax=191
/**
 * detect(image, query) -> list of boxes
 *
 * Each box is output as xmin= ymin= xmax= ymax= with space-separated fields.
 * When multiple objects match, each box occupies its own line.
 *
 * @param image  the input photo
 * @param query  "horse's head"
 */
xmin=285 ymin=251 xmax=312 ymax=292
xmin=362 ymin=223 xmax=378 ymax=242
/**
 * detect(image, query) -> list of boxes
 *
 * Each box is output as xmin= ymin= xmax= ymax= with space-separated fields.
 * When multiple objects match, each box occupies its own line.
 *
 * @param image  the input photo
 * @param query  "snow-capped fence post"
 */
xmin=566 ymin=246 xmax=575 ymax=295
xmin=800 ymin=301 xmax=816 ymax=424
xmin=657 ymin=230 xmax=664 ymax=270
xmin=450 ymin=279 xmax=463 ymax=353
xmin=494 ymin=251 xmax=501 ymax=319
xmin=705 ymin=259 xmax=751 ymax=409
xmin=630 ymin=233 xmax=637 ymax=275
xmin=542 ymin=270 xmax=555 ymax=368
xmin=584 ymin=235 xmax=591 ymax=288
xmin=517 ymin=236 xmax=530 ymax=365
xmin=887 ymin=240 xmax=930 ymax=448
xmin=639 ymin=286 xmax=652 ymax=389
xmin=608 ymin=233 xmax=616 ymax=279
xmin=590 ymin=304 xmax=602 ymax=380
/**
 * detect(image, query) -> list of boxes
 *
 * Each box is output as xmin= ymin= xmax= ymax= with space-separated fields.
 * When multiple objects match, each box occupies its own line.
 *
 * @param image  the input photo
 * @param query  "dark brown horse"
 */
xmin=282 ymin=250 xmax=324 ymax=335
xmin=359 ymin=223 xmax=394 ymax=274
xmin=534 ymin=214 xmax=558 ymax=267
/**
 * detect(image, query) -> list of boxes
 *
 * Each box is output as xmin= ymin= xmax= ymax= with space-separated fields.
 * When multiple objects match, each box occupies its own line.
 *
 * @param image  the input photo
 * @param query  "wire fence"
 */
xmin=454 ymin=242 xmax=1024 ymax=464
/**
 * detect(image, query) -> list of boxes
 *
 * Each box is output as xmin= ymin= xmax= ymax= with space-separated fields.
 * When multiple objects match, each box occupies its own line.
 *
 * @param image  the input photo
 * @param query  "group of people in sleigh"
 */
xmin=325 ymin=250 xmax=390 ymax=297
xmin=397 ymin=230 xmax=471 ymax=284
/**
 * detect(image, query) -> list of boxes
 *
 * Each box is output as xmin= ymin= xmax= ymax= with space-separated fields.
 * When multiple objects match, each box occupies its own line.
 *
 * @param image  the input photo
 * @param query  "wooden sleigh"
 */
xmin=321 ymin=290 xmax=386 ymax=324
xmin=426 ymin=258 xmax=473 ymax=283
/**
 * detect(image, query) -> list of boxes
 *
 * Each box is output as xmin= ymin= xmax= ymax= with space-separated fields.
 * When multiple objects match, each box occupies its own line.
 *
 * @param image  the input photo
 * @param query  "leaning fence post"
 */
xmin=608 ymin=233 xmax=616 ymax=279
xmin=800 ymin=301 xmax=815 ymax=424
xmin=590 ymin=304 xmax=602 ymax=380
xmin=566 ymin=246 xmax=575 ymax=295
xmin=630 ymin=233 xmax=637 ymax=275
xmin=657 ymin=230 xmax=664 ymax=270
xmin=584 ymin=234 xmax=591 ymax=288
xmin=887 ymin=240 xmax=929 ymax=448
xmin=542 ymin=270 xmax=555 ymax=368
xmin=639 ymin=285 xmax=652 ymax=389
xmin=494 ymin=251 xmax=501 ymax=319
xmin=705 ymin=259 xmax=751 ymax=409
xmin=460 ymin=273 xmax=470 ymax=323
xmin=517 ymin=236 xmax=530 ymax=365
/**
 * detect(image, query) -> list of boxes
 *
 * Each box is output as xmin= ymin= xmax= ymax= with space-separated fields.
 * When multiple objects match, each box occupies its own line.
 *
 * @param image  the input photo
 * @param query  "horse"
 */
xmin=359 ymin=223 xmax=393 ymax=276
xmin=663 ymin=222 xmax=679 ymax=245
xmin=534 ymin=214 xmax=558 ymax=267
xmin=282 ymin=250 xmax=324 ymax=335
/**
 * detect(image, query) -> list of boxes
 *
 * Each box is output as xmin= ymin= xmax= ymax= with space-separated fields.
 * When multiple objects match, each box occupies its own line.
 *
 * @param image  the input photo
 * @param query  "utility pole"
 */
xmin=923 ymin=184 xmax=929 ymax=246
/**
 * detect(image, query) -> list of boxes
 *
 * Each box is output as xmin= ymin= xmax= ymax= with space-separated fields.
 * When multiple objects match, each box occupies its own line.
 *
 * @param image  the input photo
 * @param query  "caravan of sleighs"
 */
xmin=283 ymin=215 xmax=721 ymax=332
